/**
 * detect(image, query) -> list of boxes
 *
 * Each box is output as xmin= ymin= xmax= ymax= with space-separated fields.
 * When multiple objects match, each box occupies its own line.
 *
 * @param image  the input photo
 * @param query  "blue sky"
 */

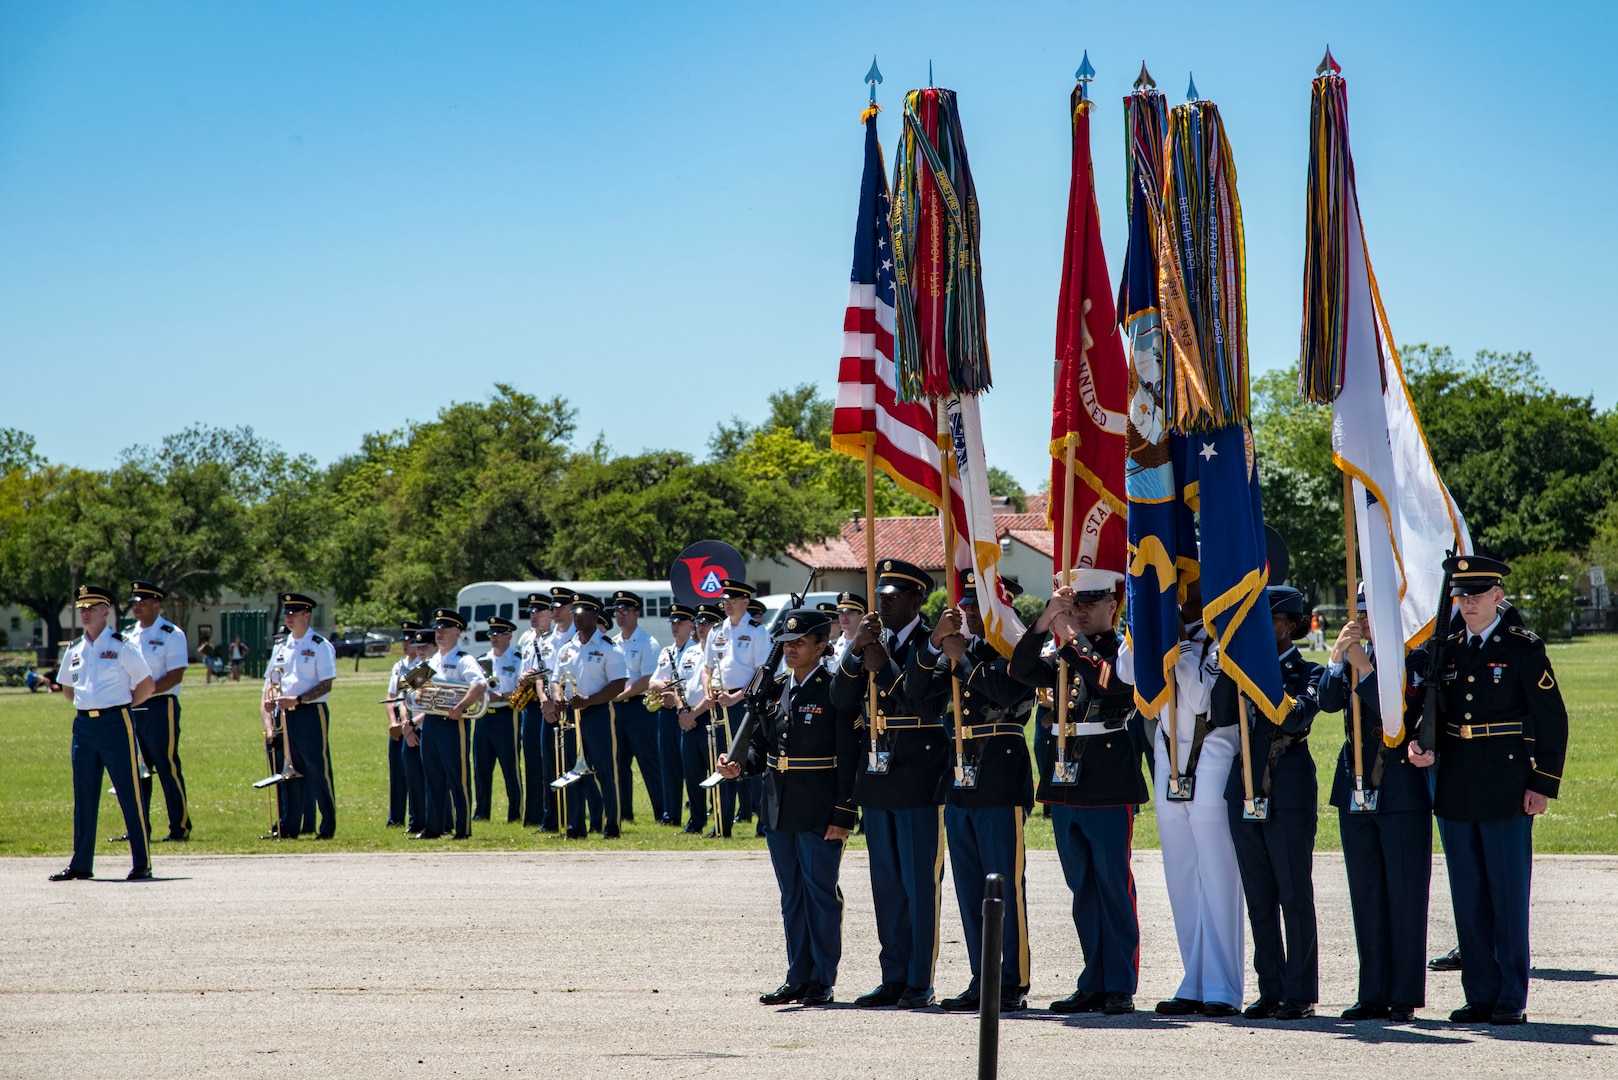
xmin=3 ymin=1 xmax=1613 ymax=491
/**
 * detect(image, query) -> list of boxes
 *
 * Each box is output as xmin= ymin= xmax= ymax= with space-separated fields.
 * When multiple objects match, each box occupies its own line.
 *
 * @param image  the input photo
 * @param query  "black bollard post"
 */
xmin=978 ymin=872 xmax=1005 ymax=1080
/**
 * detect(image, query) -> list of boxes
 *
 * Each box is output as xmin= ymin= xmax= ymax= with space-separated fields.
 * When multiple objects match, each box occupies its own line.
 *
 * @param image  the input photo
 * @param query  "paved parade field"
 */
xmin=4 ymin=849 xmax=1615 ymax=1079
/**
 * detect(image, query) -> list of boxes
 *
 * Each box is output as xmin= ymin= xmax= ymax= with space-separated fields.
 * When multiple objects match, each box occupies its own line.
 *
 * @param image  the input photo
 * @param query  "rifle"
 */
xmin=712 ymin=566 xmax=817 ymax=778
xmin=1414 ymin=549 xmax=1456 ymax=751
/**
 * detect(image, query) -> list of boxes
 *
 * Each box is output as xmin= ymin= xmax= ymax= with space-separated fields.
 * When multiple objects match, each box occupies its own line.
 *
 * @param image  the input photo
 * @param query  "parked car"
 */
xmin=332 ymin=630 xmax=393 ymax=659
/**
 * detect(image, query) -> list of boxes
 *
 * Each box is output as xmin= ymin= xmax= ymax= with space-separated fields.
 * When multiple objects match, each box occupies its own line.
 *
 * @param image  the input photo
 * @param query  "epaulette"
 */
xmin=748 ymin=617 xmax=762 ymax=627
xmin=312 ymin=634 xmax=325 ymax=644
xmin=159 ymin=622 xmax=174 ymax=633
xmin=1446 ymin=630 xmax=1465 ymax=643
xmin=773 ymin=670 xmax=789 ymax=686
xmin=1508 ymin=625 xmax=1541 ymax=644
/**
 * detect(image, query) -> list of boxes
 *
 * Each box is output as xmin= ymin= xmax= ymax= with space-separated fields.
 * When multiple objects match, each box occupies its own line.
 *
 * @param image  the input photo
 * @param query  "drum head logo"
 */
xmin=669 ymin=540 xmax=747 ymax=607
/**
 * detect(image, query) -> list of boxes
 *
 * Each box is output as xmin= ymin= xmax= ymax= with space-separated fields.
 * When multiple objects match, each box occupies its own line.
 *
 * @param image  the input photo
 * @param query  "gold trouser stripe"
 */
xmin=167 ymin=696 xmax=190 ymax=831
xmin=929 ymin=804 xmax=945 ymax=982
xmin=458 ymin=715 xmax=470 ymax=820
xmin=607 ymin=704 xmax=621 ymax=821
xmin=318 ymin=704 xmax=334 ymax=796
xmin=120 ymin=708 xmax=150 ymax=852
xmin=1012 ymin=806 xmax=1030 ymax=987
xmin=512 ymin=709 xmax=523 ymax=811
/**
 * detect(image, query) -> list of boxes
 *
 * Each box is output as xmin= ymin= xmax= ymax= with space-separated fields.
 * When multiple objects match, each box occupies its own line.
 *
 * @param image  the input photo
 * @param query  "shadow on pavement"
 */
xmin=1530 ymin=968 xmax=1618 ymax=983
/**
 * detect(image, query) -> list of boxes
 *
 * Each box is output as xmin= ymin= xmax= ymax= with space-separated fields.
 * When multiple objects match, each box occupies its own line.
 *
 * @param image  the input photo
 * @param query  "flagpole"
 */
xmin=1343 ymin=472 xmax=1368 ymax=808
xmin=939 ymin=406 xmax=966 ymax=786
xmin=1053 ymin=443 xmax=1076 ymax=780
xmin=865 ymin=435 xmax=880 ymax=729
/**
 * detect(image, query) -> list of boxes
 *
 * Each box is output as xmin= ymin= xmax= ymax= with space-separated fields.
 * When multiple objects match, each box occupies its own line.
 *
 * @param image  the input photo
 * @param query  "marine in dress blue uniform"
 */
xmin=124 ymin=580 xmax=192 ymax=842
xmin=831 ymin=559 xmax=950 ymax=1010
xmin=649 ymin=605 xmax=703 ymax=827
xmin=608 ymin=591 xmax=664 ymax=825
xmin=1318 ymin=587 xmax=1431 ymax=1022
xmin=385 ymin=621 xmax=424 ymax=828
xmin=552 ymin=594 xmax=629 ymax=839
xmin=416 ymin=608 xmax=487 ymax=839
xmin=1410 ymin=556 xmax=1567 ymax=1026
xmin=474 ymin=616 xmax=524 ymax=823
xmin=719 ymin=609 xmax=861 ymax=1006
xmin=50 ymin=585 xmax=157 ymax=881
xmin=1010 ymin=570 xmax=1150 ymax=1016
xmin=262 ymin=593 xmax=339 ymax=840
xmin=1216 ymin=585 xmax=1325 ymax=1020
xmin=927 ymin=572 xmax=1037 ymax=1014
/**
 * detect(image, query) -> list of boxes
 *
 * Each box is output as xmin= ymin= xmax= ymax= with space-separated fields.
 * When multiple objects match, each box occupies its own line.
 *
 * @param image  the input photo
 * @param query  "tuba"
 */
xmin=381 ymin=662 xmax=489 ymax=720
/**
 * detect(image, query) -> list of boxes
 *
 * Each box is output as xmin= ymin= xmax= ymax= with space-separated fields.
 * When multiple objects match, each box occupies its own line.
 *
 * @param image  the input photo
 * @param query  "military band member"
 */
xmin=262 ymin=593 xmax=338 ymax=840
xmin=552 ymin=594 xmax=628 ymax=838
xmin=473 ymin=616 xmax=524 ymax=823
xmin=402 ymin=629 xmax=433 ymax=833
xmin=1215 ymin=585 xmax=1325 ymax=1020
xmin=1011 ymin=570 xmax=1148 ymax=1015
xmin=124 ymin=580 xmax=192 ymax=842
xmin=831 ymin=558 xmax=950 ymax=1010
xmin=678 ymin=605 xmax=732 ymax=835
xmin=828 ymin=592 xmax=866 ymax=672
xmin=710 ymin=583 xmax=767 ymax=830
xmin=516 ymin=593 xmax=556 ymax=829
xmin=717 ymin=608 xmax=860 ymax=1007
xmin=650 ymin=605 xmax=703 ymax=827
xmin=1407 ymin=555 xmax=1567 ymax=1026
xmin=1118 ymin=582 xmax=1244 ymax=1017
xmin=50 ymin=585 xmax=156 ymax=881
xmin=1318 ymin=586 xmax=1429 ymax=1023
xmin=417 ymin=608 xmax=486 ymax=839
xmin=926 ymin=572 xmax=1037 ymax=1014
xmin=610 ymin=591 xmax=664 ymax=825
xmin=385 ymin=620 xmax=423 ymax=828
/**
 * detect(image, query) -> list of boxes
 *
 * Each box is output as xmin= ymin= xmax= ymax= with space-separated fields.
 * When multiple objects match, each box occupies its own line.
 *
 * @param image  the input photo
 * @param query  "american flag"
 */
xmin=830 ymin=112 xmax=944 ymax=507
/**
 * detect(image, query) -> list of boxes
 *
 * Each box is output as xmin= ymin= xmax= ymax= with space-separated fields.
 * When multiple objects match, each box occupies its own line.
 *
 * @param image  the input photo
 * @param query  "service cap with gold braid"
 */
xmin=487 ymin=616 xmax=517 ymax=635
xmin=695 ymin=603 xmax=724 ymax=624
xmin=74 ymin=584 xmax=115 ymax=608
xmin=957 ymin=569 xmax=1021 ymax=606
xmin=128 ymin=579 xmax=166 ymax=603
xmin=816 ymin=601 xmax=839 ymax=614
xmin=522 ymin=592 xmax=551 ymax=613
xmin=432 ymin=607 xmax=466 ymax=630
xmin=550 ymin=586 xmax=577 ymax=606
xmin=720 ymin=579 xmax=756 ymax=599
xmin=669 ymin=603 xmax=697 ymax=622
xmin=400 ymin=619 xmax=424 ymax=641
xmin=612 ymin=590 xmax=643 ymax=611
xmin=280 ymin=592 xmax=318 ymax=614
xmin=571 ymin=593 xmax=605 ymax=617
xmin=835 ymin=591 xmax=868 ymax=614
xmin=1445 ymin=554 xmax=1510 ymax=596
xmin=875 ymin=559 xmax=934 ymax=595
xmin=747 ymin=598 xmax=766 ymax=619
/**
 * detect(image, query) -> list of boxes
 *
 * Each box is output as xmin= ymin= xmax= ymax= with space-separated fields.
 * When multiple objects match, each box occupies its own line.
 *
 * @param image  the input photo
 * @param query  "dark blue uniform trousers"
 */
xmin=679 ymin=720 xmax=735 ymax=834
xmin=402 ymin=735 xmax=426 ymax=833
xmin=1439 ymin=815 xmax=1533 ymax=1012
xmin=71 ymin=708 xmax=150 ymax=873
xmin=421 ymin=715 xmax=471 ymax=837
xmin=767 ymin=829 xmax=847 ymax=987
xmin=131 ymin=695 xmax=190 ymax=839
xmin=281 ymin=703 xmax=335 ymax=839
xmin=473 ymin=706 xmax=522 ymax=822
xmin=1050 ymin=804 xmax=1140 ymax=995
xmin=946 ymin=805 xmax=1030 ymax=994
xmin=386 ymin=734 xmax=407 ymax=826
xmin=1339 ymin=808 xmax=1431 ymax=1008
xmin=519 ymin=705 xmax=553 ymax=828
xmin=1229 ymin=804 xmax=1319 ymax=1003
xmin=657 ymin=707 xmax=685 ymax=826
xmin=864 ymin=805 xmax=945 ymax=990
xmin=612 ymin=699 xmax=663 ymax=823
xmin=563 ymin=704 xmax=618 ymax=836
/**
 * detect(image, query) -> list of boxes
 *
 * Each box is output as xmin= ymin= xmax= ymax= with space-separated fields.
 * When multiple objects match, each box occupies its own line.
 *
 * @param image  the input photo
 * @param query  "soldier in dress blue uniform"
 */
xmin=1318 ymin=586 xmax=1431 ymax=1022
xmin=609 ymin=590 xmax=664 ymax=826
xmin=473 ymin=616 xmax=524 ymax=823
xmin=384 ymin=621 xmax=424 ymax=827
xmin=925 ymin=571 xmax=1037 ymax=1014
xmin=123 ymin=580 xmax=192 ymax=842
xmin=262 ymin=593 xmax=339 ymax=840
xmin=50 ymin=585 xmax=157 ymax=881
xmin=515 ymin=593 xmax=555 ymax=829
xmin=650 ymin=604 xmax=703 ymax=827
xmin=553 ymin=594 xmax=629 ymax=839
xmin=1010 ymin=569 xmax=1150 ymax=1015
xmin=717 ymin=608 xmax=861 ymax=1006
xmin=418 ymin=608 xmax=487 ymax=839
xmin=1215 ymin=585 xmax=1325 ymax=1020
xmin=831 ymin=558 xmax=951 ymax=1010
xmin=1406 ymin=555 xmax=1567 ymax=1025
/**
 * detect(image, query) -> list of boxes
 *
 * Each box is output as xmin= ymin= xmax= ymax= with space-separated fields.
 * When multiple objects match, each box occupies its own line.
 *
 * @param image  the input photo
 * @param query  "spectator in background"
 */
xmin=1308 ymin=610 xmax=1327 ymax=652
xmin=229 ymin=635 xmax=247 ymax=681
xmin=199 ymin=637 xmax=217 ymax=684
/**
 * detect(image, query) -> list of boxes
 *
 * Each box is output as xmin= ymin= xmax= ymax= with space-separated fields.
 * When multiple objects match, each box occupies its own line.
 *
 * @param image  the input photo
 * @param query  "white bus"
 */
xmin=454 ymin=580 xmax=678 ymax=650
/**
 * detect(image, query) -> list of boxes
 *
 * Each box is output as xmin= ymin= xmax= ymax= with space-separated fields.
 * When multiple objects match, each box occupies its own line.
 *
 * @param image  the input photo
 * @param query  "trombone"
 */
xmin=551 ymin=673 xmax=592 ymax=789
xmin=254 ymin=669 xmax=303 ymax=790
xmin=697 ymin=656 xmax=727 ymax=835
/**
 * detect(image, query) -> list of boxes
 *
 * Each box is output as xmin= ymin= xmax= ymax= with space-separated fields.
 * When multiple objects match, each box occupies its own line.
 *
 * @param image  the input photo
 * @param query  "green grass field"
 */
xmin=2 ymin=637 xmax=1613 ymax=858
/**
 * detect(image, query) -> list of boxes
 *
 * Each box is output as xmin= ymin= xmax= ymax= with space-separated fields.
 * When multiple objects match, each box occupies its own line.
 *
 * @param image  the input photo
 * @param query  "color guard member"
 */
xmin=474 ymin=616 xmax=524 ymax=823
xmin=262 ymin=593 xmax=338 ymax=840
xmin=124 ymin=580 xmax=192 ymax=842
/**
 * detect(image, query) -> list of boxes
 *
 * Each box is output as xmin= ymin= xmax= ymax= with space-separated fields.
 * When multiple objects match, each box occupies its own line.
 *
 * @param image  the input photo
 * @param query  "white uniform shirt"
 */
xmin=613 ymin=625 xmax=660 ymax=684
xmin=61 ymin=626 xmax=153 ymax=709
xmin=126 ymin=618 xmax=188 ymax=694
xmin=430 ymin=647 xmax=488 ymax=688
xmin=543 ymin=623 xmax=575 ymax=675
xmin=387 ymin=656 xmax=411 ymax=698
xmin=553 ymin=630 xmax=627 ymax=699
xmin=708 ymin=616 xmax=765 ymax=692
xmin=653 ymin=639 xmax=705 ymax=707
xmin=483 ymin=647 xmax=522 ymax=705
xmin=826 ymin=634 xmax=851 ymax=672
xmin=265 ymin=631 xmax=338 ymax=703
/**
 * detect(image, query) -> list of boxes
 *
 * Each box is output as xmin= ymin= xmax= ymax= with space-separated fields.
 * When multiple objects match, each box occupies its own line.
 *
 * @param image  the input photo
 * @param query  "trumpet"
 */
xmin=380 ymin=663 xmax=489 ymax=720
xmin=254 ymin=669 xmax=303 ymax=790
xmin=552 ymin=673 xmax=592 ymax=788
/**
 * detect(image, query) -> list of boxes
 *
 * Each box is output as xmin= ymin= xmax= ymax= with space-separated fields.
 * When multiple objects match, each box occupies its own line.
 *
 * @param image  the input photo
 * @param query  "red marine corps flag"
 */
xmin=1049 ymin=53 xmax=1128 ymax=580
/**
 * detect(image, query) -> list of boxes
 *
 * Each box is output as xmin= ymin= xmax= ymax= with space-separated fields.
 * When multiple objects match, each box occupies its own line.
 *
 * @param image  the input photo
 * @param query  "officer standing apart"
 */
xmin=831 ymin=559 xmax=950 ymax=1010
xmin=124 ymin=580 xmax=192 ymax=843
xmin=262 ymin=593 xmax=338 ymax=841
xmin=1407 ymin=555 xmax=1567 ymax=1026
xmin=50 ymin=585 xmax=157 ymax=881
xmin=553 ymin=594 xmax=628 ymax=839
xmin=609 ymin=591 xmax=664 ymax=826
xmin=650 ymin=604 xmax=703 ymax=827
xmin=1318 ymin=586 xmax=1430 ymax=1022
xmin=926 ymin=572 xmax=1037 ymax=1014
xmin=515 ymin=593 xmax=555 ymax=829
xmin=717 ymin=608 xmax=861 ymax=1007
xmin=1216 ymin=585 xmax=1324 ymax=1021
xmin=473 ymin=616 xmax=524 ymax=823
xmin=416 ymin=609 xmax=486 ymax=839
xmin=1012 ymin=570 xmax=1149 ymax=1016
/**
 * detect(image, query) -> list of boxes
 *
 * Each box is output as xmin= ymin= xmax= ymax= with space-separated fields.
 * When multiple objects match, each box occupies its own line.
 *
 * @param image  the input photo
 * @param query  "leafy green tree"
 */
xmin=1250 ymin=369 xmax=1342 ymax=601
xmin=0 ymin=429 xmax=42 ymax=474
xmin=1506 ymin=550 xmax=1579 ymax=638
xmin=987 ymin=466 xmax=1027 ymax=512
xmin=0 ymin=464 xmax=94 ymax=649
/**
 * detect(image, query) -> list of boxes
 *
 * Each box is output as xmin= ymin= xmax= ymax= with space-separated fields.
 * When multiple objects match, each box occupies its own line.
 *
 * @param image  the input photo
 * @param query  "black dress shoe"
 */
xmin=1389 ymin=1006 xmax=1416 ymax=1022
xmin=471 ymin=814 xmax=489 ymax=822
xmin=1274 ymin=1000 xmax=1315 ymax=1021
xmin=938 ymin=989 xmax=980 ymax=1012
xmin=451 ymin=833 xmax=471 ymax=840
xmin=1201 ymin=1001 xmax=1239 ymax=1018
xmin=1155 ymin=997 xmax=1203 ymax=1016
xmin=896 ymin=986 xmax=937 ymax=1009
xmin=760 ymin=982 xmax=807 ymax=1005
xmin=414 ymin=831 xmax=443 ymax=840
xmin=602 ymin=829 xmax=621 ymax=839
xmin=1342 ymin=1002 xmax=1391 ymax=1021
xmin=999 ymin=990 xmax=1028 ymax=1012
xmin=1429 ymin=947 xmax=1463 ymax=972
xmin=565 ymin=829 xmax=588 ymax=839
xmin=855 ymin=982 xmax=905 ymax=1008
xmin=1489 ymin=1008 xmax=1527 ymax=1025
xmin=127 ymin=867 xmax=153 ymax=881
xmin=160 ymin=833 xmax=189 ymax=842
xmin=48 ymin=868 xmax=92 ymax=881
xmin=1449 ymin=1002 xmax=1492 ymax=1023
xmin=801 ymin=982 xmax=834 ymax=1006
xmin=681 ymin=823 xmax=702 ymax=834
xmin=1243 ymin=996 xmax=1281 ymax=1019
xmin=1103 ymin=992 xmax=1135 ymax=1015
xmin=1050 ymin=990 xmax=1107 ymax=1014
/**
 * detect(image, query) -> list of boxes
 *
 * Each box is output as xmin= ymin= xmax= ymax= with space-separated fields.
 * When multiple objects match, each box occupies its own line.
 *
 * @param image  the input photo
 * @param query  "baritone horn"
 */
xmin=380 ymin=662 xmax=489 ymax=720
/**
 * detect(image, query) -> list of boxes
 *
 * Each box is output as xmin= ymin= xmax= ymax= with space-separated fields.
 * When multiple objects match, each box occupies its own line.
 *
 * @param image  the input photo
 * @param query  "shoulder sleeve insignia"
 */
xmin=1538 ymin=670 xmax=1556 ymax=690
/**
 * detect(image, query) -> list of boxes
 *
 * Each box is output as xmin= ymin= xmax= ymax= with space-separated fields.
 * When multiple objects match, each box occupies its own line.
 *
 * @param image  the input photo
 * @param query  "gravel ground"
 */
xmin=4 ymin=847 xmax=1616 ymax=1078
